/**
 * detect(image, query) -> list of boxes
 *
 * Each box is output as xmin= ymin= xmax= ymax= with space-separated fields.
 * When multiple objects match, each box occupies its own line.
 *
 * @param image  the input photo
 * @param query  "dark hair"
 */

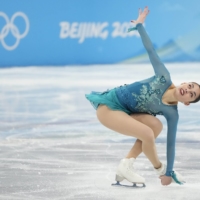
xmin=190 ymin=82 xmax=200 ymax=103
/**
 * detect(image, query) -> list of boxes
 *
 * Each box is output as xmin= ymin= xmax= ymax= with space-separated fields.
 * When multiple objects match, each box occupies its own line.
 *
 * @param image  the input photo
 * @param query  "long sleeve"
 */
xmin=164 ymin=109 xmax=179 ymax=176
xmin=136 ymin=23 xmax=170 ymax=78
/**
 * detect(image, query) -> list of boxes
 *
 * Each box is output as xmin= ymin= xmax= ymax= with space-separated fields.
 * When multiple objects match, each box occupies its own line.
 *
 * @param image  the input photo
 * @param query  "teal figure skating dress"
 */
xmin=85 ymin=23 xmax=179 ymax=178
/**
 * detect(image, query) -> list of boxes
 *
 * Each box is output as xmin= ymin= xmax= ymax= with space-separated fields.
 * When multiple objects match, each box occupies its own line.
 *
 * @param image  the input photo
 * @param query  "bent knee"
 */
xmin=131 ymin=114 xmax=163 ymax=138
xmin=141 ymin=127 xmax=155 ymax=143
xmin=150 ymin=117 xmax=163 ymax=135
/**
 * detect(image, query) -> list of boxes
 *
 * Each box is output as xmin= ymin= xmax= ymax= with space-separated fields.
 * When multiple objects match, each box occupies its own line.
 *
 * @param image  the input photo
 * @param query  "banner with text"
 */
xmin=0 ymin=0 xmax=200 ymax=67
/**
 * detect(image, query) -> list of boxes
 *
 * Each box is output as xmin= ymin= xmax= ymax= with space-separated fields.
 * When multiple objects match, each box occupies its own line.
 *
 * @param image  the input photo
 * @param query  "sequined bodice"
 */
xmin=116 ymin=75 xmax=172 ymax=116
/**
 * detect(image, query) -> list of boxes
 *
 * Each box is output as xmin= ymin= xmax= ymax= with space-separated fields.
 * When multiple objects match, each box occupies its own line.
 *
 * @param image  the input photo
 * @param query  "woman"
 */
xmin=85 ymin=6 xmax=200 ymax=186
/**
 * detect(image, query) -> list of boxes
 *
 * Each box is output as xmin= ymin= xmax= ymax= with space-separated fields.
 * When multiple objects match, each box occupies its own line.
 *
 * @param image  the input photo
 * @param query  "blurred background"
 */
xmin=0 ymin=0 xmax=200 ymax=67
xmin=0 ymin=1 xmax=200 ymax=200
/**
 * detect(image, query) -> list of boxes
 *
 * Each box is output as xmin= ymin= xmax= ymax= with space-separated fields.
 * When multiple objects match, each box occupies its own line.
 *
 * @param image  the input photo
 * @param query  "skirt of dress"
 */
xmin=85 ymin=88 xmax=131 ymax=115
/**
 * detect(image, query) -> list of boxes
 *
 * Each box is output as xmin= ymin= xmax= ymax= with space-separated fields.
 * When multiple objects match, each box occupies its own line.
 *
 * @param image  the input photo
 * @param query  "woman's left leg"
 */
xmin=126 ymin=114 xmax=163 ymax=159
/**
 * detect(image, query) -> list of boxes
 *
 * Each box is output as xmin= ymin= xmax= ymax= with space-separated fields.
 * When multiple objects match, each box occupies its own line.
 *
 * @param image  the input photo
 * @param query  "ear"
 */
xmin=184 ymin=102 xmax=190 ymax=106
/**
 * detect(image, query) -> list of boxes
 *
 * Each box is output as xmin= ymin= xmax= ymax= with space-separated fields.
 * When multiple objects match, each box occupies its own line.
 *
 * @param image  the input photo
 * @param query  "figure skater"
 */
xmin=85 ymin=6 xmax=200 ymax=187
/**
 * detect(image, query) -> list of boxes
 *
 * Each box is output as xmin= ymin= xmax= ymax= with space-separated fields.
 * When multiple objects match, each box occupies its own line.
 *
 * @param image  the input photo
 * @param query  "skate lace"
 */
xmin=128 ymin=160 xmax=135 ymax=173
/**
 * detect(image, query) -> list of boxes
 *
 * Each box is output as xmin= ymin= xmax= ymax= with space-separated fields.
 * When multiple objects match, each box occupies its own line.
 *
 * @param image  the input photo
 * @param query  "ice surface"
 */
xmin=0 ymin=63 xmax=200 ymax=200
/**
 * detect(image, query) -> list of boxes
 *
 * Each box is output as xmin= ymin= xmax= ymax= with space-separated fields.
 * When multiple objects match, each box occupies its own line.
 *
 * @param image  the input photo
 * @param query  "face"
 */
xmin=175 ymin=82 xmax=200 ymax=105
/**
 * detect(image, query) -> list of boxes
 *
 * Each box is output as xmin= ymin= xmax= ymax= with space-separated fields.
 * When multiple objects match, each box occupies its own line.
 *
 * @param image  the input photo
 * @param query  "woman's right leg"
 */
xmin=96 ymin=105 xmax=161 ymax=169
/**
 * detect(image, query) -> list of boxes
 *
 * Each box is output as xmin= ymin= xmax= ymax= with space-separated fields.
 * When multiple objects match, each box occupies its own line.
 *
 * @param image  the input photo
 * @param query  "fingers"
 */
xmin=139 ymin=6 xmax=150 ymax=16
xmin=131 ymin=6 xmax=150 ymax=24
xmin=144 ymin=6 xmax=149 ymax=13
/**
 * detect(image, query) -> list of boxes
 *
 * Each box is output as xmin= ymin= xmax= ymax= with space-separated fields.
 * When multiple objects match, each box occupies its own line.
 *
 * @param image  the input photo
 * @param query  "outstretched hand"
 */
xmin=159 ymin=175 xmax=172 ymax=186
xmin=131 ymin=6 xmax=150 ymax=25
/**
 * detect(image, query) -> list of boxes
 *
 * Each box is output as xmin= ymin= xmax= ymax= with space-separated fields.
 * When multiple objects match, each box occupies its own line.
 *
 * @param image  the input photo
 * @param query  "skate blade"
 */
xmin=111 ymin=181 xmax=146 ymax=188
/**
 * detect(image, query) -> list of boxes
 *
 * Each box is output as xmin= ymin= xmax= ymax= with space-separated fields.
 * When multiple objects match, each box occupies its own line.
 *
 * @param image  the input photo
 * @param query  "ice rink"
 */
xmin=1 ymin=63 xmax=200 ymax=200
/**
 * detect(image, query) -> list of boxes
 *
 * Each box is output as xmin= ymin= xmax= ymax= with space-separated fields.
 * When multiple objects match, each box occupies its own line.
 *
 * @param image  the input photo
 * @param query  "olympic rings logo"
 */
xmin=0 ymin=12 xmax=29 ymax=51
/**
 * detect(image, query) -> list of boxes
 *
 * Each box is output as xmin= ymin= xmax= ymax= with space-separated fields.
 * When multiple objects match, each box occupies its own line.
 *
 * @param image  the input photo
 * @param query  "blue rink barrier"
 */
xmin=0 ymin=0 xmax=200 ymax=67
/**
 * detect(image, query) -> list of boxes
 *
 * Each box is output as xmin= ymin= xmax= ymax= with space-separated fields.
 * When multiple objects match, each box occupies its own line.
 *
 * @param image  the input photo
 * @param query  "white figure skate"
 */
xmin=154 ymin=163 xmax=186 ymax=185
xmin=154 ymin=162 xmax=166 ymax=176
xmin=112 ymin=158 xmax=146 ymax=188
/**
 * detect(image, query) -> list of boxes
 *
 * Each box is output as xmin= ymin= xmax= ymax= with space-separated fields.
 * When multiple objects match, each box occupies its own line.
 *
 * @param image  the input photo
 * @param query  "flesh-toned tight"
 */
xmin=96 ymin=105 xmax=163 ymax=169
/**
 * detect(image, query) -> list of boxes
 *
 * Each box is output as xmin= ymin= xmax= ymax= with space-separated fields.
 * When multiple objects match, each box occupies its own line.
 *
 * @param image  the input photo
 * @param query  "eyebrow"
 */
xmin=192 ymin=84 xmax=196 ymax=97
xmin=192 ymin=83 xmax=194 ymax=88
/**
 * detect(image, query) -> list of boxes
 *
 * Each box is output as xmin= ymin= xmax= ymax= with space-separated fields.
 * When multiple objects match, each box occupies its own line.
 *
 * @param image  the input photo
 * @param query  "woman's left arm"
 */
xmin=131 ymin=7 xmax=170 ymax=77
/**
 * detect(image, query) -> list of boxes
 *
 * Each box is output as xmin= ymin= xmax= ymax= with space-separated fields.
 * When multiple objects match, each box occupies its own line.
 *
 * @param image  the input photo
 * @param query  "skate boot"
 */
xmin=154 ymin=162 xmax=166 ymax=176
xmin=112 ymin=158 xmax=146 ymax=188
xmin=154 ymin=163 xmax=185 ymax=185
xmin=171 ymin=171 xmax=186 ymax=185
